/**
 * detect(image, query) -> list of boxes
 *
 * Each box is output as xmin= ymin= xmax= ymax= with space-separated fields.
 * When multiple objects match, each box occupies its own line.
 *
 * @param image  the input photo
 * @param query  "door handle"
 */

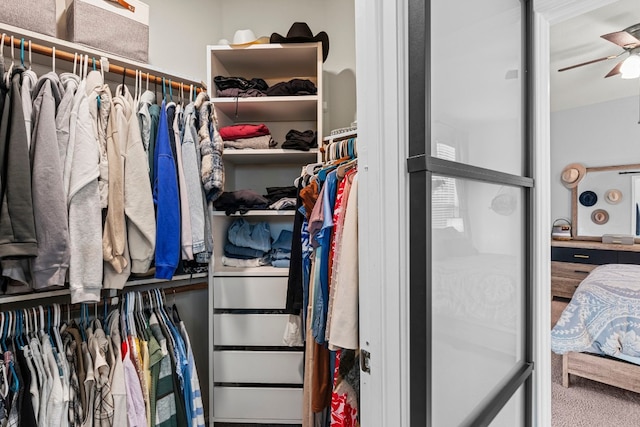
xmin=573 ymin=254 xmax=589 ymax=259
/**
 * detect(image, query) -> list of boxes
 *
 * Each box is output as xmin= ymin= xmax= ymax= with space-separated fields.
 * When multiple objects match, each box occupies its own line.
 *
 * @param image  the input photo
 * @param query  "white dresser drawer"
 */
xmin=213 ymin=276 xmax=288 ymax=309
xmin=214 ymin=350 xmax=303 ymax=384
xmin=214 ymin=313 xmax=289 ymax=346
xmin=214 ymin=386 xmax=302 ymax=423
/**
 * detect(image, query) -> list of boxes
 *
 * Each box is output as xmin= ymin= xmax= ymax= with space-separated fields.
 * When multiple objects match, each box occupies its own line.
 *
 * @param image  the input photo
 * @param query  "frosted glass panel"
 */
xmin=431 ymin=0 xmax=523 ymax=175
xmin=491 ymin=385 xmax=524 ymax=427
xmin=431 ymin=176 xmax=524 ymax=426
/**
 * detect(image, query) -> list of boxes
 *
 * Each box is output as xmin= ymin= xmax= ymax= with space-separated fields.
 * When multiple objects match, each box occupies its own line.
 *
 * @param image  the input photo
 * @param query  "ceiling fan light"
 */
xmin=620 ymin=54 xmax=640 ymax=79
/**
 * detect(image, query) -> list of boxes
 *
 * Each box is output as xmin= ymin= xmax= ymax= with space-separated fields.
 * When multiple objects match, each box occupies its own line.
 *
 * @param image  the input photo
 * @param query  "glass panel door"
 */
xmin=408 ymin=0 xmax=533 ymax=425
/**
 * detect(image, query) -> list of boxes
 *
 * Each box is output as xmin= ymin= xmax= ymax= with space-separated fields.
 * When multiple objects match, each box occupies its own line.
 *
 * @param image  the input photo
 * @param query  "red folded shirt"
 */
xmin=219 ymin=124 xmax=271 ymax=141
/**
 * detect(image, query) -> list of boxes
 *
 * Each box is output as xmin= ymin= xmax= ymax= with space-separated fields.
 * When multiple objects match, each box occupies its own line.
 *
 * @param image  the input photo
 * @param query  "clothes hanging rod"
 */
xmin=1 ymin=33 xmax=204 ymax=93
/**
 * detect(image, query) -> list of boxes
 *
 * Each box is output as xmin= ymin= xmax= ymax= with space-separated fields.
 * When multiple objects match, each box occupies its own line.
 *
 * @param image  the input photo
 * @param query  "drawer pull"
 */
xmin=574 ymin=270 xmax=590 ymax=274
xmin=573 ymin=254 xmax=590 ymax=259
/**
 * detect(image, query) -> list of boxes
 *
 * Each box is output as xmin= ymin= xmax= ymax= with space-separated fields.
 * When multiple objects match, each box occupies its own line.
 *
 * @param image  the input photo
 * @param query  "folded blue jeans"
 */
xmin=224 ymin=242 xmax=266 ymax=259
xmin=272 ymin=229 xmax=293 ymax=250
xmin=227 ymin=218 xmax=271 ymax=252
xmin=272 ymin=259 xmax=291 ymax=268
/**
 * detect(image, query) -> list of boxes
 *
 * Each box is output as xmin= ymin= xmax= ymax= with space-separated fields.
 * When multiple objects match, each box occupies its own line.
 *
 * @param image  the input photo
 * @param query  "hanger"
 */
xmin=21 ymin=309 xmax=28 ymax=348
xmin=0 ymin=312 xmax=8 ymax=399
xmin=83 ymin=54 xmax=89 ymax=79
xmin=5 ymin=36 xmax=14 ymax=88
xmin=134 ymin=69 xmax=139 ymax=104
xmin=4 ymin=311 xmax=19 ymax=394
xmin=135 ymin=292 xmax=149 ymax=340
xmin=171 ymin=303 xmax=182 ymax=325
xmin=19 ymin=38 xmax=24 ymax=68
xmin=121 ymin=67 xmax=127 ymax=96
xmin=146 ymin=72 xmax=150 ymax=92
xmin=79 ymin=304 xmax=86 ymax=341
xmin=53 ymin=304 xmax=64 ymax=355
xmin=73 ymin=52 xmax=78 ymax=76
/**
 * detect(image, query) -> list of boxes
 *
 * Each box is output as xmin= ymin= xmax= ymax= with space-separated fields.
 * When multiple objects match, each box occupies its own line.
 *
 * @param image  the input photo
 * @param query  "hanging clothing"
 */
xmin=86 ymin=71 xmax=112 ymax=210
xmin=138 ymin=90 xmax=156 ymax=174
xmin=88 ymin=320 xmax=114 ymax=426
xmin=194 ymin=93 xmax=224 ymax=202
xmin=153 ymin=100 xmax=181 ymax=280
xmin=20 ymin=68 xmax=38 ymax=149
xmin=107 ymin=310 xmax=128 ymax=427
xmin=181 ymin=103 xmax=207 ymax=259
xmin=15 ymin=344 xmax=38 ymax=427
xmin=119 ymin=85 xmax=156 ymax=276
xmin=66 ymin=70 xmax=103 ymax=303
xmin=102 ymin=83 xmax=128 ymax=285
xmin=177 ymin=315 xmax=205 ymax=427
xmin=30 ymin=71 xmax=70 ymax=290
xmin=122 ymin=339 xmax=147 ymax=427
xmin=173 ymin=104 xmax=194 ymax=262
xmin=148 ymin=314 xmax=178 ymax=427
xmin=0 ymin=65 xmax=37 ymax=260
xmin=328 ymin=173 xmax=359 ymax=350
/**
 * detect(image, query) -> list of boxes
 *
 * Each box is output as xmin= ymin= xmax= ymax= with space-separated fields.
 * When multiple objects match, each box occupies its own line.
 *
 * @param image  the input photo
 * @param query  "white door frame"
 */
xmin=354 ymin=0 xmax=615 ymax=426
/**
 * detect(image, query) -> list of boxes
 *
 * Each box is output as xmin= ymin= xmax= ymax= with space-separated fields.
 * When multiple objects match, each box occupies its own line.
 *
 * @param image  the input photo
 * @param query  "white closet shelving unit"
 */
xmin=207 ymin=42 xmax=323 ymax=424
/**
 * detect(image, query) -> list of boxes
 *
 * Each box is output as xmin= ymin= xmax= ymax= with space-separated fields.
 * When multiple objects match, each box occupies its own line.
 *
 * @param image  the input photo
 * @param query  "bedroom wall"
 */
xmin=144 ymin=0 xmax=356 ymax=135
xmin=550 ymin=95 xmax=640 ymax=224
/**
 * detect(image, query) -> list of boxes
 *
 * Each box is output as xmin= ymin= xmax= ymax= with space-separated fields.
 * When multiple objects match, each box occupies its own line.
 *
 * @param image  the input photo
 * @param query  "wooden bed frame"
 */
xmin=562 ymin=352 xmax=640 ymax=393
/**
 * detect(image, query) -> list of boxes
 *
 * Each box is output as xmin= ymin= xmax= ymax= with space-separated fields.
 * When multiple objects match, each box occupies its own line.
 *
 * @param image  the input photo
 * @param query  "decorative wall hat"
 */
xmin=229 ymin=29 xmax=270 ymax=47
xmin=579 ymin=190 xmax=597 ymax=207
xmin=591 ymin=209 xmax=609 ymax=225
xmin=561 ymin=163 xmax=586 ymax=188
xmin=270 ymin=22 xmax=330 ymax=62
xmin=605 ymin=189 xmax=623 ymax=204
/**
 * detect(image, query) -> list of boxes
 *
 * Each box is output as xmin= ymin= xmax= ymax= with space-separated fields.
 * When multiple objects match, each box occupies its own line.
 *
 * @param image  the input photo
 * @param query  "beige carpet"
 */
xmin=552 ymin=352 xmax=640 ymax=426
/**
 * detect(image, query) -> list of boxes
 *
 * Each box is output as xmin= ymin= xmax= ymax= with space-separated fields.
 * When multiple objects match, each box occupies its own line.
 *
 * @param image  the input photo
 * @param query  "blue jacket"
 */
xmin=153 ymin=100 xmax=180 ymax=279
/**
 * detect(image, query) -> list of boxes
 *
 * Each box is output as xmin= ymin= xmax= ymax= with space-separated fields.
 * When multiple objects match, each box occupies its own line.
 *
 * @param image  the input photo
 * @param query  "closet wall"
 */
xmin=550 ymin=95 xmax=640 ymax=221
xmin=138 ymin=0 xmax=356 ymax=419
xmin=144 ymin=0 xmax=356 ymax=135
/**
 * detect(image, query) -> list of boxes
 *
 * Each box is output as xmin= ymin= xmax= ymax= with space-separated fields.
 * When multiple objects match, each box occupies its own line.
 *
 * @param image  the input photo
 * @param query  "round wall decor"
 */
xmin=591 ymin=209 xmax=609 ymax=225
xmin=579 ymin=190 xmax=598 ymax=207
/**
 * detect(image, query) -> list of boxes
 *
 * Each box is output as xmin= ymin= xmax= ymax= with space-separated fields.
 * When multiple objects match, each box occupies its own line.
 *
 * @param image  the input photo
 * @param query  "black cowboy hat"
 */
xmin=270 ymin=22 xmax=329 ymax=62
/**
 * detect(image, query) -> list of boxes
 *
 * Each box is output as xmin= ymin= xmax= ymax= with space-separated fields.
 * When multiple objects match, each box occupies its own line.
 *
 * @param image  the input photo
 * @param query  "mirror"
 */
xmin=571 ymin=163 xmax=640 ymax=240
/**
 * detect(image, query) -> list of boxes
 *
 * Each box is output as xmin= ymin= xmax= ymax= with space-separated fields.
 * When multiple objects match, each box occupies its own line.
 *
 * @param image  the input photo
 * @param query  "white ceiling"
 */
xmin=550 ymin=0 xmax=640 ymax=112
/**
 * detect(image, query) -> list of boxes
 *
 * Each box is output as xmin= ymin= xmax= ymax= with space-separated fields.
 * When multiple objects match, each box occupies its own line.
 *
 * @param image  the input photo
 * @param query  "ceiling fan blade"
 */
xmin=558 ymin=55 xmax=618 ymax=72
xmin=604 ymin=60 xmax=624 ymax=78
xmin=601 ymin=30 xmax=640 ymax=48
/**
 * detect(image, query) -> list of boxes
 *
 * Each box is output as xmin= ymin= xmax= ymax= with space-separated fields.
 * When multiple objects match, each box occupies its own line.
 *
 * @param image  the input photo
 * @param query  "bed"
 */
xmin=551 ymin=263 xmax=640 ymax=393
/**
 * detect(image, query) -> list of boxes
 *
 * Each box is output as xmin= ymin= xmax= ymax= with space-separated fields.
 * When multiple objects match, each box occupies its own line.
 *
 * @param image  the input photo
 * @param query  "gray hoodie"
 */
xmin=65 ymin=74 xmax=102 ymax=303
xmin=0 ymin=66 xmax=38 ymax=277
xmin=30 ymin=72 xmax=70 ymax=290
xmin=20 ymin=69 xmax=37 ymax=149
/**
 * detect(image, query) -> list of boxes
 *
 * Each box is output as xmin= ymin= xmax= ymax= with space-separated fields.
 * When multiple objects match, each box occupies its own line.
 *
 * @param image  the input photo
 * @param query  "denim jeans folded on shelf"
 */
xmin=270 ymin=249 xmax=292 ymax=260
xmin=272 ymin=229 xmax=293 ymax=250
xmin=271 ymin=259 xmax=291 ymax=268
xmin=224 ymin=242 xmax=266 ymax=259
xmin=227 ymin=218 xmax=271 ymax=252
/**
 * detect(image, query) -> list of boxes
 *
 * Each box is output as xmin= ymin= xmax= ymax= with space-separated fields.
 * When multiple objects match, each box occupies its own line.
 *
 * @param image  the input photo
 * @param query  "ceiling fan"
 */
xmin=558 ymin=23 xmax=640 ymax=78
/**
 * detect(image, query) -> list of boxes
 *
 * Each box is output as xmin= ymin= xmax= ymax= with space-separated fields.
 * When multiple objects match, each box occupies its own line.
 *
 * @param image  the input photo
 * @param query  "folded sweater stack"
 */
xmin=219 ymin=123 xmax=276 ymax=150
